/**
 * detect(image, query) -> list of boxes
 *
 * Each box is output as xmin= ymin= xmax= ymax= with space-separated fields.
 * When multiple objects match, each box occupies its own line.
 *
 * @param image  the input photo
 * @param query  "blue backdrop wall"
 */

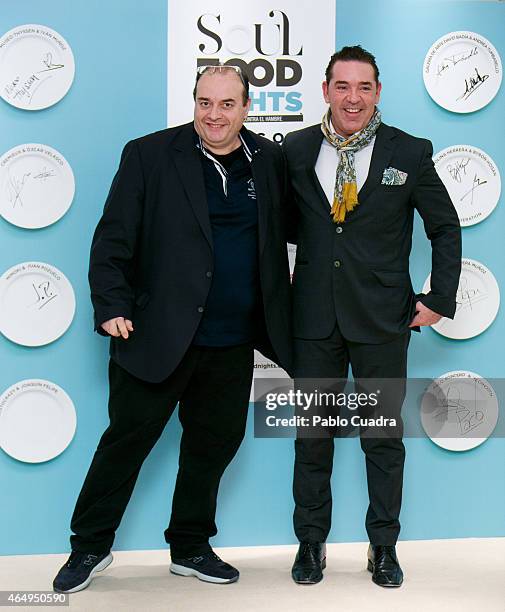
xmin=0 ymin=0 xmax=504 ymax=555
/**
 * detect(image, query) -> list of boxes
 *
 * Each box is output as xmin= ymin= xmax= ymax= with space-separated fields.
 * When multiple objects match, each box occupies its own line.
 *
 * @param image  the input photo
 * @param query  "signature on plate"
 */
xmin=436 ymin=45 xmax=478 ymax=78
xmin=28 ymin=281 xmax=58 ymax=310
xmin=447 ymin=157 xmax=471 ymax=183
xmin=456 ymin=67 xmax=490 ymax=101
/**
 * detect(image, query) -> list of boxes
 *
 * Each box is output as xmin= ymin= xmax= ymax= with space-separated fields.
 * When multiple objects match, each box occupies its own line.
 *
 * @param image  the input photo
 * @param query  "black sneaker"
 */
xmin=53 ymin=551 xmax=113 ymax=593
xmin=170 ymin=551 xmax=239 ymax=584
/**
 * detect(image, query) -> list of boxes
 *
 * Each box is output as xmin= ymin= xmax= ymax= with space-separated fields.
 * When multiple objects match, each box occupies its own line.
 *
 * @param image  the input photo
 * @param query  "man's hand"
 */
xmin=409 ymin=301 xmax=442 ymax=328
xmin=101 ymin=317 xmax=134 ymax=339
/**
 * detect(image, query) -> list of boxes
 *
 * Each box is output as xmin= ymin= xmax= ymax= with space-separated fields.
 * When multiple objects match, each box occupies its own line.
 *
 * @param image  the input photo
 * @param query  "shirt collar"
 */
xmin=192 ymin=124 xmax=260 ymax=160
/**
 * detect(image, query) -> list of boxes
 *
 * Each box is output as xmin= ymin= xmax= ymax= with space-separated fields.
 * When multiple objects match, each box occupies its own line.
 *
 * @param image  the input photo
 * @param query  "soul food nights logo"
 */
xmin=196 ymin=9 xmax=303 ymax=142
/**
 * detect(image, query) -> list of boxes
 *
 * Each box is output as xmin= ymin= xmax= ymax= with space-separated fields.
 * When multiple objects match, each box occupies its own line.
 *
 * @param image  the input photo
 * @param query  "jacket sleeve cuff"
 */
xmin=416 ymin=292 xmax=457 ymax=319
xmin=94 ymin=305 xmax=134 ymax=335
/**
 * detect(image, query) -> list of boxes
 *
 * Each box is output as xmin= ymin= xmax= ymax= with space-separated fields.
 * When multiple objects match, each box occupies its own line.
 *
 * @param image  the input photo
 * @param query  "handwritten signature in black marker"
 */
xmin=441 ymin=384 xmax=484 ymax=435
xmin=447 ymin=157 xmax=471 ymax=183
xmin=457 ymin=67 xmax=489 ymax=101
xmin=36 ymin=52 xmax=64 ymax=73
xmin=436 ymin=46 xmax=479 ymax=78
xmin=29 ymin=281 xmax=58 ymax=310
xmin=33 ymin=167 xmax=56 ymax=182
xmin=455 ymin=276 xmax=484 ymax=313
xmin=7 ymin=172 xmax=31 ymax=208
xmin=460 ymin=173 xmax=488 ymax=206
xmin=444 ymin=46 xmax=478 ymax=67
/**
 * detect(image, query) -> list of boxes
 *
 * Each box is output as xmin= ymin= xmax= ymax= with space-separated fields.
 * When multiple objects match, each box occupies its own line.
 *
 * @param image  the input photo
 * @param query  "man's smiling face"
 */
xmin=322 ymin=60 xmax=381 ymax=138
xmin=194 ymin=71 xmax=251 ymax=154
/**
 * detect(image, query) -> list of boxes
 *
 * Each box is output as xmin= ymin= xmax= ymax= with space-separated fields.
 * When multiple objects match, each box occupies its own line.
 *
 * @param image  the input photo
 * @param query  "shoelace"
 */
xmin=375 ymin=546 xmax=397 ymax=566
xmin=299 ymin=543 xmax=319 ymax=556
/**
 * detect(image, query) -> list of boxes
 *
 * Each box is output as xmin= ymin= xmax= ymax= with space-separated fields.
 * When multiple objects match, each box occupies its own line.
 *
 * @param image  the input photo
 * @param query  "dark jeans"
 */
xmin=70 ymin=343 xmax=254 ymax=558
xmin=293 ymin=323 xmax=410 ymax=546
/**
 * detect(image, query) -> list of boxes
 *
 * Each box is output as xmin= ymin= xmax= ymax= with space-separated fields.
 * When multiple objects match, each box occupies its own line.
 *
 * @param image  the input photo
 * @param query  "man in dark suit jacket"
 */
xmin=53 ymin=64 xmax=291 ymax=593
xmin=284 ymin=46 xmax=461 ymax=587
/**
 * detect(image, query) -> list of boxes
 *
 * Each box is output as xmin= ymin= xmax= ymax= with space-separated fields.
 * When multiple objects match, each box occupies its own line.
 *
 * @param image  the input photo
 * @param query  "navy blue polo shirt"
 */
xmin=192 ymin=135 xmax=261 ymax=347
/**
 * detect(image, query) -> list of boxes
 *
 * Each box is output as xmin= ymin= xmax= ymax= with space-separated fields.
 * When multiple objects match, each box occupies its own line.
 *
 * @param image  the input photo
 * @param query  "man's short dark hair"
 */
xmin=325 ymin=45 xmax=380 ymax=85
xmin=193 ymin=65 xmax=250 ymax=106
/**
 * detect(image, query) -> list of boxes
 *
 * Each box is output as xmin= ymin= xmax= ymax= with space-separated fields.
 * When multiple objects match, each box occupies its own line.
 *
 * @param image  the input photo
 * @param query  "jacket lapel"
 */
xmin=171 ymin=124 xmax=213 ymax=250
xmin=241 ymin=125 xmax=277 ymax=258
xmin=358 ymin=122 xmax=397 ymax=203
xmin=302 ymin=126 xmax=331 ymax=215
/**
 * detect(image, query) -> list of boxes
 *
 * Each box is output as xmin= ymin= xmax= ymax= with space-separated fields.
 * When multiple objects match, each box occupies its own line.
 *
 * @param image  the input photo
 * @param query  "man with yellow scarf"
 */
xmin=284 ymin=46 xmax=461 ymax=587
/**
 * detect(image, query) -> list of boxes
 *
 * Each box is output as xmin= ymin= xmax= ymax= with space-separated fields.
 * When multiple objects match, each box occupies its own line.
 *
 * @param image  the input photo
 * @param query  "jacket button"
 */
xmin=334 ymin=260 xmax=341 ymax=268
xmin=336 ymin=226 xmax=343 ymax=234
xmin=198 ymin=306 xmax=204 ymax=313
xmin=206 ymin=271 xmax=212 ymax=278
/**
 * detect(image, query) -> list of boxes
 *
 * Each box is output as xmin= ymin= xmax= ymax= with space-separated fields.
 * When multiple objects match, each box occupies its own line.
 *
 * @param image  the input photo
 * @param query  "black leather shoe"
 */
xmin=367 ymin=544 xmax=403 ymax=587
xmin=291 ymin=542 xmax=326 ymax=584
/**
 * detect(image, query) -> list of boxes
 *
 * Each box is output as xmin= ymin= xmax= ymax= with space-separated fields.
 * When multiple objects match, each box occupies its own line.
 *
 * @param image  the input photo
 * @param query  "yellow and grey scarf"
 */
xmin=321 ymin=108 xmax=381 ymax=223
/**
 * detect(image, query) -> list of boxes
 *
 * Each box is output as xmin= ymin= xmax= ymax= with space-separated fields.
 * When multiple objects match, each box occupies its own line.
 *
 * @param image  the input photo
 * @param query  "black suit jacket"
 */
xmin=89 ymin=122 xmax=292 ymax=382
xmin=283 ymin=122 xmax=461 ymax=343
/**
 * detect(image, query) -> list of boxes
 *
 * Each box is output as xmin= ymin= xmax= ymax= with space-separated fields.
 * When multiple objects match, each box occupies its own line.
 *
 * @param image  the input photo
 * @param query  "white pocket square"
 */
xmin=381 ymin=167 xmax=408 ymax=186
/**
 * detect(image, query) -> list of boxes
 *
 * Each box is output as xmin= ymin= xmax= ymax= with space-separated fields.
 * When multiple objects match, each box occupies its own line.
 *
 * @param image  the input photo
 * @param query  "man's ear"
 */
xmin=322 ymin=80 xmax=330 ymax=104
xmin=375 ymin=81 xmax=382 ymax=104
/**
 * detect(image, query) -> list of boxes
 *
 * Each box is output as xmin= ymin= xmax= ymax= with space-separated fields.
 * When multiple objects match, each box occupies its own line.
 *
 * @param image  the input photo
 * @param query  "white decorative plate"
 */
xmin=422 ymin=258 xmax=500 ymax=339
xmin=433 ymin=145 xmax=500 ymax=226
xmin=0 ymin=379 xmax=76 ymax=462
xmin=0 ymin=24 xmax=75 ymax=110
xmin=423 ymin=31 xmax=502 ymax=113
xmin=0 ymin=144 xmax=75 ymax=228
xmin=421 ymin=371 xmax=498 ymax=451
xmin=0 ymin=261 xmax=75 ymax=346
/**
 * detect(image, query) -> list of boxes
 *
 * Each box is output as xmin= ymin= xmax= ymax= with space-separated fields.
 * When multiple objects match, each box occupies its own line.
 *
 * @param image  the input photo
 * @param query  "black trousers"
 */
xmin=70 ymin=343 xmax=254 ymax=558
xmin=293 ymin=322 xmax=410 ymax=546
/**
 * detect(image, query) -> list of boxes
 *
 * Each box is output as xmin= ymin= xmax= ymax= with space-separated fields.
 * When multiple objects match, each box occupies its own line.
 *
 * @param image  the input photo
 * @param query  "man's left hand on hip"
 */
xmin=409 ymin=301 xmax=442 ymax=327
